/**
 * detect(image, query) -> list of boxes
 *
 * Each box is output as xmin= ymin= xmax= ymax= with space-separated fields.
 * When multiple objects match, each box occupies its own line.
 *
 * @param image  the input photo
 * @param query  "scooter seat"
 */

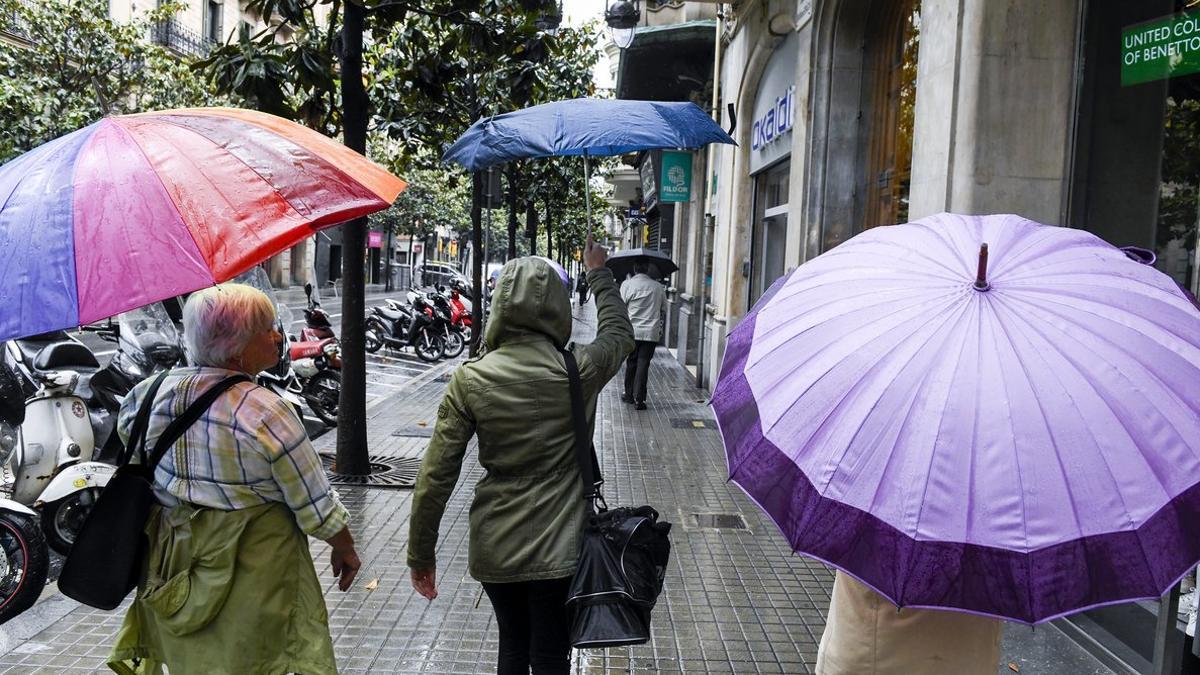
xmin=378 ymin=306 xmax=408 ymax=322
xmin=12 ymin=331 xmax=73 ymax=366
xmin=33 ymin=341 xmax=100 ymax=372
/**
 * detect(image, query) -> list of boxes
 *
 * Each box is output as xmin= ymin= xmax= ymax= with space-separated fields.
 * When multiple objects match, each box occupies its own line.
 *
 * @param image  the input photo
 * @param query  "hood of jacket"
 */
xmin=484 ymin=257 xmax=573 ymax=350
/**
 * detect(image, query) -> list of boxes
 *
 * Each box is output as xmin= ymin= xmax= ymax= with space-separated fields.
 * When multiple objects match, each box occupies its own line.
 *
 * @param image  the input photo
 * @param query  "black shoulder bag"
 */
xmin=560 ymin=347 xmax=672 ymax=649
xmin=59 ymin=371 xmax=250 ymax=610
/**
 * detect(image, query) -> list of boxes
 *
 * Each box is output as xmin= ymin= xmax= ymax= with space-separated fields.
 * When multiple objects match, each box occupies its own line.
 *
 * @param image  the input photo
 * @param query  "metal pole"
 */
xmin=583 ymin=151 xmax=592 ymax=236
xmin=696 ymin=6 xmax=724 ymax=391
xmin=1153 ymin=584 xmax=1184 ymax=675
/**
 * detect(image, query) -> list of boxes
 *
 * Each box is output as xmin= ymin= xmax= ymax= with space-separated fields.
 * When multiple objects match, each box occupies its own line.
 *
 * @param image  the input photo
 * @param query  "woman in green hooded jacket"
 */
xmin=408 ymin=237 xmax=634 ymax=674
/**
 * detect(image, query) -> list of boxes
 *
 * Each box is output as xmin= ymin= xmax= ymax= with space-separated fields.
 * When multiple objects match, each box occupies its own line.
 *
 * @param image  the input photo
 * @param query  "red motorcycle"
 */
xmin=447 ymin=279 xmax=473 ymax=343
xmin=300 ymin=282 xmax=336 ymax=342
xmin=288 ymin=337 xmax=341 ymax=426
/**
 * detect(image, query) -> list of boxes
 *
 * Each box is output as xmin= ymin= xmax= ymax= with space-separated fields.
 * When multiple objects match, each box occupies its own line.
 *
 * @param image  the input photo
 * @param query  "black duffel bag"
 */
xmin=58 ymin=371 xmax=249 ymax=610
xmin=559 ymin=348 xmax=671 ymax=648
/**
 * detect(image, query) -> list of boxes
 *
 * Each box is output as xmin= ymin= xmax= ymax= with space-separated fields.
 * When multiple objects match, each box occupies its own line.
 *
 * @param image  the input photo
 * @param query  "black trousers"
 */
xmin=623 ymin=340 xmax=657 ymax=404
xmin=481 ymin=577 xmax=572 ymax=675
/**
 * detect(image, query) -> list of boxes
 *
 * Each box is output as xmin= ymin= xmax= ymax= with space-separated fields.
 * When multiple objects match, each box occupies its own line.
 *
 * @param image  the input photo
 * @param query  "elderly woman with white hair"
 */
xmin=106 ymin=283 xmax=360 ymax=675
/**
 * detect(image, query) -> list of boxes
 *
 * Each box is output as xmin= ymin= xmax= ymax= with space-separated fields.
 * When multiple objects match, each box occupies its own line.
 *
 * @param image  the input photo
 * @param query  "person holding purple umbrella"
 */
xmin=816 ymin=571 xmax=1001 ymax=674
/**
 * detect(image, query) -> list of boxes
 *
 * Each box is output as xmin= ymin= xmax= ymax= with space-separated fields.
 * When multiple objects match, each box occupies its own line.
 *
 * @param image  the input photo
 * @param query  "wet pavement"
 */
xmin=0 ymin=301 xmax=1115 ymax=673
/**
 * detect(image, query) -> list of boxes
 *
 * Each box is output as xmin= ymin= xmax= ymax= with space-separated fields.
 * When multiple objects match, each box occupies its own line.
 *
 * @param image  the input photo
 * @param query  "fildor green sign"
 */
xmin=1122 ymin=10 xmax=1200 ymax=86
xmin=660 ymin=151 xmax=692 ymax=203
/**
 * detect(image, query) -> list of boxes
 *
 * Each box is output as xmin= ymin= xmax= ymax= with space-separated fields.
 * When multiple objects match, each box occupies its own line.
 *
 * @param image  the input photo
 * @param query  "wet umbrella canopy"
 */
xmin=605 ymin=248 xmax=679 ymax=282
xmin=0 ymin=107 xmax=406 ymax=340
xmin=711 ymin=213 xmax=1200 ymax=624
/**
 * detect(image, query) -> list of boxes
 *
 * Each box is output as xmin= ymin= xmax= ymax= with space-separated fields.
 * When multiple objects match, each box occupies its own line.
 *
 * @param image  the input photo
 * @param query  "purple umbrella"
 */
xmin=711 ymin=213 xmax=1200 ymax=624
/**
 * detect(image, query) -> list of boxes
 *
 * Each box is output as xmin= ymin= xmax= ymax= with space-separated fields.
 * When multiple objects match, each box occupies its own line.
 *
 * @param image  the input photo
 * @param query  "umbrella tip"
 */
xmin=973 ymin=243 xmax=990 ymax=291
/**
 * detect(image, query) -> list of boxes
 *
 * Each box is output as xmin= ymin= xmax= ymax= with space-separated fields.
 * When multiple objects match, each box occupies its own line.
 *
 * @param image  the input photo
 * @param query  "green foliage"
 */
xmin=0 ymin=0 xmax=225 ymax=163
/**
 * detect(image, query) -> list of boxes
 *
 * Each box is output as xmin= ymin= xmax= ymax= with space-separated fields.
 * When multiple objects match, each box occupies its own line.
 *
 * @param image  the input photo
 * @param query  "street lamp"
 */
xmin=535 ymin=0 xmax=563 ymax=33
xmin=605 ymin=0 xmax=640 ymax=50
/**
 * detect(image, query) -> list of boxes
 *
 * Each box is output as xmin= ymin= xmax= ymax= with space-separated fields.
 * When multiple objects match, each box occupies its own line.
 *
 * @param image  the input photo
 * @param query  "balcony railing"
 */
xmin=151 ymin=18 xmax=215 ymax=58
xmin=0 ymin=0 xmax=37 ymax=42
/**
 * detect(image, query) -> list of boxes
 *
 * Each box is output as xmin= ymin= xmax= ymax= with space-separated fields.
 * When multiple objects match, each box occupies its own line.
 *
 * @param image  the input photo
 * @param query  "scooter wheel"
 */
xmin=443 ymin=331 xmax=465 ymax=359
xmin=0 ymin=512 xmax=48 ymax=625
xmin=304 ymin=370 xmax=341 ymax=427
xmin=415 ymin=334 xmax=445 ymax=363
xmin=42 ymin=488 xmax=100 ymax=556
xmin=364 ymin=320 xmax=385 ymax=353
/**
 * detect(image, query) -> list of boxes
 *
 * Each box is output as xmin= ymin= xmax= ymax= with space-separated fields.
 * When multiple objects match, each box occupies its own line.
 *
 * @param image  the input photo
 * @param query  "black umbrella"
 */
xmin=606 ymin=248 xmax=679 ymax=281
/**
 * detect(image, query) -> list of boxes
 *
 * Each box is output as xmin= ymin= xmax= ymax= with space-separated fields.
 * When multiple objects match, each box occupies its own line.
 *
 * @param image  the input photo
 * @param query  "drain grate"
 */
xmin=391 ymin=427 xmax=434 ymax=438
xmin=691 ymin=513 xmax=748 ymax=530
xmin=320 ymin=454 xmax=422 ymax=489
xmin=671 ymin=418 xmax=714 ymax=429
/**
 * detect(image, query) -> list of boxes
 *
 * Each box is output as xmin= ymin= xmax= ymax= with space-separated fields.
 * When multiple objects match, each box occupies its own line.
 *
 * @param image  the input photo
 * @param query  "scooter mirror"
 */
xmin=289 ymin=334 xmax=298 ymax=342
xmin=0 ymin=362 xmax=26 ymax=426
xmin=304 ymin=282 xmax=313 ymax=298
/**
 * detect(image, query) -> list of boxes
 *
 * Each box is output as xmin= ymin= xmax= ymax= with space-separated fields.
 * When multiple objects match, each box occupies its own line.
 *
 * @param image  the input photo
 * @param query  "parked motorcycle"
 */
xmin=446 ymin=279 xmax=473 ymax=344
xmin=0 ymin=362 xmax=48 ymax=625
xmin=0 ymin=332 xmax=117 ymax=555
xmin=289 ymin=337 xmax=341 ymax=426
xmin=300 ymin=282 xmax=336 ymax=342
xmin=427 ymin=290 xmax=466 ymax=359
xmin=365 ymin=293 xmax=445 ymax=362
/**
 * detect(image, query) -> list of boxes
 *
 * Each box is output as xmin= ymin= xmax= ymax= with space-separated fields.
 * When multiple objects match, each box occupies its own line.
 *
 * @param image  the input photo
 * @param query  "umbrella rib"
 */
xmin=1003 ymin=283 xmax=1200 ymax=350
xmin=991 ymin=295 xmax=1149 ymax=531
xmin=750 ymin=292 xmax=965 ymax=488
xmin=1003 ymin=291 xmax=1200 ymax=429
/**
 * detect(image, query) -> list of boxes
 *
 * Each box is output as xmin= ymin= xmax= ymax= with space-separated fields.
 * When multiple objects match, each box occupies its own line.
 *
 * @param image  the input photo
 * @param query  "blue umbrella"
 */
xmin=443 ymin=98 xmax=735 ymax=171
xmin=443 ymin=98 xmax=735 ymax=235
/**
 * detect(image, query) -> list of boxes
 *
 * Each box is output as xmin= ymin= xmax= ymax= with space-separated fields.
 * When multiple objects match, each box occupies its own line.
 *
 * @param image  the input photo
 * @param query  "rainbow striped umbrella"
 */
xmin=0 ymin=107 xmax=406 ymax=341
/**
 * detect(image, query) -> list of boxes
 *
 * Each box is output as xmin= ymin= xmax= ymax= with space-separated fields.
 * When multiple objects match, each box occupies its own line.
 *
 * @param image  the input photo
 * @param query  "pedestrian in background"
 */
xmin=620 ymin=261 xmax=666 ymax=411
xmin=408 ymin=238 xmax=633 ymax=675
xmin=576 ymin=272 xmax=590 ymax=306
xmin=107 ymin=284 xmax=360 ymax=675
xmin=816 ymin=571 xmax=1001 ymax=674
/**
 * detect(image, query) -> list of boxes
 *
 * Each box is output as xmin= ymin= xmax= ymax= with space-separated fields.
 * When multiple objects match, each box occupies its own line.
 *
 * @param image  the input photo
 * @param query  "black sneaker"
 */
xmin=621 ymin=393 xmax=633 ymax=404
xmin=635 ymin=402 xmax=647 ymax=411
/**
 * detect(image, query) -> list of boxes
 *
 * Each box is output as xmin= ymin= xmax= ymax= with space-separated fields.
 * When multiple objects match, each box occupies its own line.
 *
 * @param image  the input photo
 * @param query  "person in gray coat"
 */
xmin=620 ymin=262 xmax=666 ymax=410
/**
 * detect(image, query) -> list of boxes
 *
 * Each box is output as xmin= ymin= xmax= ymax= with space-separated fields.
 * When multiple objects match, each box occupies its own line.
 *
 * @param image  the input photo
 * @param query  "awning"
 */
xmin=615 ymin=20 xmax=717 ymax=102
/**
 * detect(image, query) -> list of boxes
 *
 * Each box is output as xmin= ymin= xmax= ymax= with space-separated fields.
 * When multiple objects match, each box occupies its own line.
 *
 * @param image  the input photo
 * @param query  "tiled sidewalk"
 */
xmin=0 ymin=302 xmax=1113 ymax=674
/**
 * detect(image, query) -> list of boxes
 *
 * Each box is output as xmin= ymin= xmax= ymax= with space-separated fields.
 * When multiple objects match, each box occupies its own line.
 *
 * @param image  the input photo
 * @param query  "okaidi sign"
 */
xmin=367 ymin=230 xmax=383 ymax=248
xmin=751 ymin=86 xmax=795 ymax=151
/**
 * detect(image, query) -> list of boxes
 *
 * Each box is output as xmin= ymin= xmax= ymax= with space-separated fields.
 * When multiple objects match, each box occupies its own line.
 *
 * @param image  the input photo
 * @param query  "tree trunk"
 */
xmin=525 ymin=197 xmax=538 ymax=257
xmin=470 ymin=172 xmax=484 ymax=357
xmin=506 ymin=169 xmax=518 ymax=260
xmin=544 ymin=197 xmax=552 ymax=262
xmin=334 ymin=0 xmax=370 ymax=476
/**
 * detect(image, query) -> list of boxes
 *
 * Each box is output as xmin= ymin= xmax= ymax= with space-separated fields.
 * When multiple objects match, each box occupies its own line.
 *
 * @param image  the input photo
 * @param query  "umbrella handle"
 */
xmin=974 ymin=243 xmax=990 ymax=291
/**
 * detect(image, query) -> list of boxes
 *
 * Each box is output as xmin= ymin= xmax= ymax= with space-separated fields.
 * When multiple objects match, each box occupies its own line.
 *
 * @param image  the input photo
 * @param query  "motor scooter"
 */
xmin=365 ymin=293 xmax=445 ymax=362
xmin=0 ymin=362 xmax=48 ymax=625
xmin=0 ymin=333 xmax=117 ymax=555
xmin=289 ymin=337 xmax=341 ymax=426
xmin=300 ymin=282 xmax=336 ymax=342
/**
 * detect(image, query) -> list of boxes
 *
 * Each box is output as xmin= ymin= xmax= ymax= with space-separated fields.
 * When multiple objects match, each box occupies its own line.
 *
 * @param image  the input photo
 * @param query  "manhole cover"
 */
xmin=391 ymin=427 xmax=434 ymax=438
xmin=671 ymin=418 xmax=714 ymax=429
xmin=319 ymin=454 xmax=422 ymax=489
xmin=691 ymin=513 xmax=748 ymax=530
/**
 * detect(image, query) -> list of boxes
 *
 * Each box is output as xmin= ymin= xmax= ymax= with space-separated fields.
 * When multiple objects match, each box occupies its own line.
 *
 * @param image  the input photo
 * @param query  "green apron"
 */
xmin=108 ymin=502 xmax=337 ymax=675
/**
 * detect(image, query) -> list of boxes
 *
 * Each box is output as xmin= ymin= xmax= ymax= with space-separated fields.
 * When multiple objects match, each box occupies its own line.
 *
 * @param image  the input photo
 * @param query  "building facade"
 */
xmin=613 ymin=0 xmax=1200 ymax=669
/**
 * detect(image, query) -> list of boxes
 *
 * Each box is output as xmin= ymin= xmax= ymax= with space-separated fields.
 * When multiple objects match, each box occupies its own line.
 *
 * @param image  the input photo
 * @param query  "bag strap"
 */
xmin=120 ymin=371 xmax=171 ymax=467
xmin=145 ymin=375 xmax=252 ymax=471
xmin=559 ymin=347 xmax=604 ymax=507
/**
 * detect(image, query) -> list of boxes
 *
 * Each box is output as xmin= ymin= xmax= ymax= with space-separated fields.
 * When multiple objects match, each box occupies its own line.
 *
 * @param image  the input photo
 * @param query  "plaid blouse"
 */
xmin=117 ymin=367 xmax=349 ymax=540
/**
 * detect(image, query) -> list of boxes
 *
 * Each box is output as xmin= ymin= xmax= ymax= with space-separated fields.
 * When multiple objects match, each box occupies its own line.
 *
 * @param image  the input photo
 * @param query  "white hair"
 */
xmin=182 ymin=284 xmax=276 ymax=368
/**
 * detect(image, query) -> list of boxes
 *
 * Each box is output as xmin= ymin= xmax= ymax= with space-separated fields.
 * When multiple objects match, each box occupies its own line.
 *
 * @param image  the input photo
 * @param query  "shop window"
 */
xmin=865 ymin=0 xmax=920 ymax=229
xmin=749 ymin=161 xmax=789 ymax=306
xmin=205 ymin=0 xmax=223 ymax=43
xmin=1070 ymin=0 xmax=1199 ymax=297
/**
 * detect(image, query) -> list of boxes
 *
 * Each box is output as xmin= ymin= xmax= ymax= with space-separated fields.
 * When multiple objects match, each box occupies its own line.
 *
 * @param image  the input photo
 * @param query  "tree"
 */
xmin=0 ymin=0 xmax=224 ymax=163
xmin=199 ymin=0 xmax=562 ymax=474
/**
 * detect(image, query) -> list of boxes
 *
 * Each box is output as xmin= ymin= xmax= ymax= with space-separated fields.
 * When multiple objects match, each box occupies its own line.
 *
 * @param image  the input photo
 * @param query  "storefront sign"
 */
xmin=1122 ymin=10 xmax=1200 ymax=85
xmin=368 ymin=231 xmax=383 ymax=248
xmin=751 ymin=86 xmax=795 ymax=152
xmin=750 ymin=32 xmax=798 ymax=174
xmin=639 ymin=152 xmax=659 ymax=211
xmin=627 ymin=207 xmax=642 ymax=218
xmin=659 ymin=151 xmax=693 ymax=203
